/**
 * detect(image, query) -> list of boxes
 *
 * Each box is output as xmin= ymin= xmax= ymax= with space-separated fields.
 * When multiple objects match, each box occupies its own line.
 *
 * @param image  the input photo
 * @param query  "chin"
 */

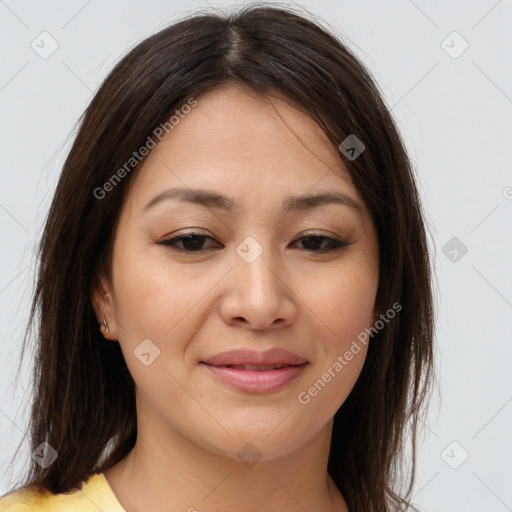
xmin=190 ymin=416 xmax=321 ymax=463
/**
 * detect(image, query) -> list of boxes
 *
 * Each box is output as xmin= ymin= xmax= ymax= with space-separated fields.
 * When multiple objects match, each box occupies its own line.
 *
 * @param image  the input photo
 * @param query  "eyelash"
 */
xmin=157 ymin=232 xmax=351 ymax=254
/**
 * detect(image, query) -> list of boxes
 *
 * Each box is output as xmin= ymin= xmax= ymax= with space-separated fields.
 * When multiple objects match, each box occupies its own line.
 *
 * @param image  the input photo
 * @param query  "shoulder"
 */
xmin=0 ymin=473 xmax=106 ymax=512
xmin=0 ymin=484 xmax=47 ymax=511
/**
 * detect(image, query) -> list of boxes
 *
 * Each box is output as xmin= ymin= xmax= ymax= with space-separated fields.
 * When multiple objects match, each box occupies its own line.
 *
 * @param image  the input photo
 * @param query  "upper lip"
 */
xmin=201 ymin=348 xmax=308 ymax=366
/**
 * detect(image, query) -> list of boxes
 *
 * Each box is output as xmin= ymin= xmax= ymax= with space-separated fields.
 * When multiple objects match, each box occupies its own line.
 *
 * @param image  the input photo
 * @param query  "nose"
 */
xmin=218 ymin=237 xmax=298 ymax=331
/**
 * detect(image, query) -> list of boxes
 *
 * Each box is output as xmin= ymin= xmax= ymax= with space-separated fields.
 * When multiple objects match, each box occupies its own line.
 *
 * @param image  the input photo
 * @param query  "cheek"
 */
xmin=304 ymin=260 xmax=378 ymax=346
xmin=296 ymin=262 xmax=376 ymax=408
xmin=110 ymin=239 xmax=223 ymax=401
xmin=112 ymin=236 xmax=200 ymax=338
xmin=110 ymin=246 xmax=201 ymax=414
xmin=296 ymin=285 xmax=373 ymax=425
xmin=327 ymin=283 xmax=377 ymax=345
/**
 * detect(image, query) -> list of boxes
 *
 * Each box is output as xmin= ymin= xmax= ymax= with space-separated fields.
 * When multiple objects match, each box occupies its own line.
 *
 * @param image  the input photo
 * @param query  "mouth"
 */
xmin=210 ymin=363 xmax=299 ymax=371
xmin=199 ymin=349 xmax=309 ymax=393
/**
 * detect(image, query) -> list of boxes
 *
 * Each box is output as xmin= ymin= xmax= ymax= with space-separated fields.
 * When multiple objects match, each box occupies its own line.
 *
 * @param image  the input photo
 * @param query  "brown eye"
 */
xmin=159 ymin=233 xmax=220 ymax=252
xmin=158 ymin=232 xmax=350 ymax=253
xmin=292 ymin=234 xmax=351 ymax=252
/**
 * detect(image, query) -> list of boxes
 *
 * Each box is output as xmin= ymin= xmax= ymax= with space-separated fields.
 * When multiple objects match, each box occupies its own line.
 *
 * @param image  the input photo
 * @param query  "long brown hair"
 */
xmin=4 ymin=4 xmax=435 ymax=511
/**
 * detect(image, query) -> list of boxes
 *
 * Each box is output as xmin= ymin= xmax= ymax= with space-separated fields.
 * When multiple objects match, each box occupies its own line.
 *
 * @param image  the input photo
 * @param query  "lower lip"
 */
xmin=201 ymin=363 xmax=308 ymax=393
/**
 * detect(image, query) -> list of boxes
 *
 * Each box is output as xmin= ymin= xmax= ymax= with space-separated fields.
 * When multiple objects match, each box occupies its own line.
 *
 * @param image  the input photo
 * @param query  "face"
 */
xmin=92 ymin=83 xmax=380 ymax=462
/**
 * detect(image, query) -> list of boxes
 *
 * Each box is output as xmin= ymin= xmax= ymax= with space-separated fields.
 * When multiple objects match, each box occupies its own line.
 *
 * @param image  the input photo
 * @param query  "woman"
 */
xmin=1 ymin=4 xmax=434 ymax=511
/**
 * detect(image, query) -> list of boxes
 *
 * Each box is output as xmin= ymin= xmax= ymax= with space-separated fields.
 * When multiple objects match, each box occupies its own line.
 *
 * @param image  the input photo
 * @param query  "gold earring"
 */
xmin=100 ymin=304 xmax=109 ymax=334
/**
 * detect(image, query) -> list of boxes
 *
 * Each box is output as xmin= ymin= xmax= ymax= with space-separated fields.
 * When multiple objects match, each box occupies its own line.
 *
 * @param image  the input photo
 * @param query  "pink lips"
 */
xmin=200 ymin=348 xmax=308 ymax=393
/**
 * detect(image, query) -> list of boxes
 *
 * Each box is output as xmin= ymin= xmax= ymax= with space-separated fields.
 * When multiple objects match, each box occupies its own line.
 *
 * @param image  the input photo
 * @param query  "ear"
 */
xmin=90 ymin=272 xmax=117 ymax=341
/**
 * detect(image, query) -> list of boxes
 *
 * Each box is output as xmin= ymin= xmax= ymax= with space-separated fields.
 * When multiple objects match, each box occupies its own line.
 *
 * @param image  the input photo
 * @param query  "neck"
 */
xmin=103 ymin=406 xmax=348 ymax=512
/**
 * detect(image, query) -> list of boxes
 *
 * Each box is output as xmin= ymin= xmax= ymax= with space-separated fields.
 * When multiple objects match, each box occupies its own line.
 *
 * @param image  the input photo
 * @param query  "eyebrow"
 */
xmin=141 ymin=187 xmax=363 ymax=214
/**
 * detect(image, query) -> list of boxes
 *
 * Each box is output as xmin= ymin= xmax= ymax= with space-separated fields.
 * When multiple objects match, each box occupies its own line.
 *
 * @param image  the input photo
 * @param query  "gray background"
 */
xmin=1 ymin=0 xmax=511 ymax=510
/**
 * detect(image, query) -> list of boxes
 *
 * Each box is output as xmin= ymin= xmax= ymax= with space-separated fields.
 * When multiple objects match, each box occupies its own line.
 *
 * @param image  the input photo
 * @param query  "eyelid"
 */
xmin=163 ymin=228 xmax=345 ymax=240
xmin=157 ymin=230 xmax=352 ymax=253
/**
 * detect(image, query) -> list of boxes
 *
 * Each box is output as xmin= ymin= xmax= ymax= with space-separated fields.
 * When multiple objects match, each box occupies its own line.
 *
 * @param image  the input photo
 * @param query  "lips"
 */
xmin=201 ymin=348 xmax=307 ymax=367
xmin=200 ymin=348 xmax=308 ymax=393
xmin=214 ymin=364 xmax=293 ymax=371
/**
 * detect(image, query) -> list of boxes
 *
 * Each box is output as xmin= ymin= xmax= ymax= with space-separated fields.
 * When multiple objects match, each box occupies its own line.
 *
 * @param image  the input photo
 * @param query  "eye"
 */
xmin=292 ymin=233 xmax=351 ymax=252
xmin=158 ymin=233 xmax=220 ymax=252
xmin=157 ymin=231 xmax=351 ymax=253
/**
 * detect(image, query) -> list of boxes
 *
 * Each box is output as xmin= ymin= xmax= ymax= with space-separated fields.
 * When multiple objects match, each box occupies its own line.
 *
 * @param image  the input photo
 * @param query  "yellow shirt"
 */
xmin=0 ymin=472 xmax=127 ymax=511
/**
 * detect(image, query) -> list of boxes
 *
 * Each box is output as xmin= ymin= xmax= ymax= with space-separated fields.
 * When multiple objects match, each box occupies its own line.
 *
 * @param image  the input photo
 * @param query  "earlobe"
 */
xmin=91 ymin=274 xmax=115 ymax=340
xmin=100 ymin=300 xmax=110 ymax=334
xmin=97 ymin=292 xmax=116 ymax=340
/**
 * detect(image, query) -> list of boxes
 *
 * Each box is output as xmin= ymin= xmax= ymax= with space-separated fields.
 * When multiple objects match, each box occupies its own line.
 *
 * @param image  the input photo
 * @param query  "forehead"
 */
xmin=123 ymin=84 xmax=365 ymax=215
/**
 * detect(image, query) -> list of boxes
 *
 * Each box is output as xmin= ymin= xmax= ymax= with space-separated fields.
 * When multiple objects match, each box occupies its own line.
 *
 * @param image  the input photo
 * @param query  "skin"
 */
xmin=92 ymin=83 xmax=380 ymax=512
